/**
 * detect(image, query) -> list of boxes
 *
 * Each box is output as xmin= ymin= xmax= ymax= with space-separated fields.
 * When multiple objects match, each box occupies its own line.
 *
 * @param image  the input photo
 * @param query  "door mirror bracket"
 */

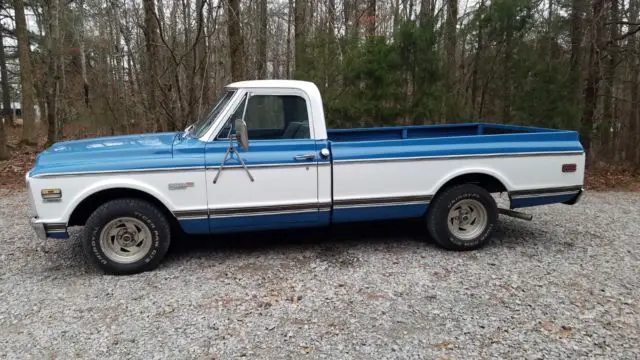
xmin=213 ymin=118 xmax=254 ymax=184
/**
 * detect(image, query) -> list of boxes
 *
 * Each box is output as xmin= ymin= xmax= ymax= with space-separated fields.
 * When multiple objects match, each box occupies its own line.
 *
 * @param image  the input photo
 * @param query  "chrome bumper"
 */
xmin=30 ymin=218 xmax=47 ymax=240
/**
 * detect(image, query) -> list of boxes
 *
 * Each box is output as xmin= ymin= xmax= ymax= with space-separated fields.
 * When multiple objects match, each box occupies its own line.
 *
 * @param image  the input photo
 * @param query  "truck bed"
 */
xmin=326 ymin=122 xmax=585 ymax=223
xmin=326 ymin=122 xmax=583 ymax=162
xmin=327 ymin=123 xmax=563 ymax=142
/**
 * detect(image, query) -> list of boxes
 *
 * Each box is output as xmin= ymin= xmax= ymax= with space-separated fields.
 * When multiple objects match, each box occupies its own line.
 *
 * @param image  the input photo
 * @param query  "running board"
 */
xmin=498 ymin=208 xmax=533 ymax=221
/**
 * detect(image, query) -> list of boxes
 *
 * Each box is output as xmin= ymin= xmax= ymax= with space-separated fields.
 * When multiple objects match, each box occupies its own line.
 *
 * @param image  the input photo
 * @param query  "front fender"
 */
xmin=65 ymin=178 xmax=176 ymax=222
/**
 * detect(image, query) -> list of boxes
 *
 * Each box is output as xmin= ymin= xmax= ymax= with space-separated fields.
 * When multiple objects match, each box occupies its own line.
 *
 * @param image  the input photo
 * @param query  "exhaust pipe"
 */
xmin=498 ymin=208 xmax=533 ymax=221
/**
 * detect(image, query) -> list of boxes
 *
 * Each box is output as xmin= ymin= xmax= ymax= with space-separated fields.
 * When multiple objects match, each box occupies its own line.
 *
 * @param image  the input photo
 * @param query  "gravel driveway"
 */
xmin=1 ymin=190 xmax=639 ymax=359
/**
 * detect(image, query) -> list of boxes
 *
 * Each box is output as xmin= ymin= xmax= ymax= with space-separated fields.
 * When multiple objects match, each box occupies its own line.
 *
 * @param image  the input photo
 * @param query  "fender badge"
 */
xmin=168 ymin=182 xmax=194 ymax=190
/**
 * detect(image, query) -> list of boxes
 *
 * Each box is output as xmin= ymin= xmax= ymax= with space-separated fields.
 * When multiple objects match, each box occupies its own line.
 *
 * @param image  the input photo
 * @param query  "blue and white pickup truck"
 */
xmin=26 ymin=80 xmax=585 ymax=274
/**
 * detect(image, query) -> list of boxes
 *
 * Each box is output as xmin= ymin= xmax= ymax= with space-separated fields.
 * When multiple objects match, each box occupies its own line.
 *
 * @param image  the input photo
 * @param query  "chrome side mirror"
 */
xmin=234 ymin=118 xmax=249 ymax=151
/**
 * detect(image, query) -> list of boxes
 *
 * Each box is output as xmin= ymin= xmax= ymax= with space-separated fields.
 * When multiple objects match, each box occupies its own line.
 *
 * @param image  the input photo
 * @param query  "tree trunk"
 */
xmin=601 ymin=0 xmax=619 ymax=160
xmin=78 ymin=0 xmax=89 ymax=107
xmin=328 ymin=0 xmax=336 ymax=33
xmin=419 ymin=0 xmax=433 ymax=26
xmin=443 ymin=0 xmax=458 ymax=121
xmin=287 ymin=0 xmax=293 ymax=78
xmin=626 ymin=0 xmax=640 ymax=164
xmin=45 ymin=0 xmax=60 ymax=146
xmin=226 ymin=0 xmax=246 ymax=81
xmin=257 ymin=0 xmax=268 ymax=78
xmin=0 ymin=30 xmax=13 ymax=126
xmin=0 ymin=116 xmax=7 ymax=160
xmin=14 ymin=0 xmax=37 ymax=145
xmin=580 ymin=0 xmax=605 ymax=157
xmin=0 ymin=33 xmax=8 ymax=160
xmin=294 ymin=0 xmax=307 ymax=77
xmin=570 ymin=0 xmax=584 ymax=106
xmin=471 ymin=0 xmax=485 ymax=118
xmin=142 ymin=0 xmax=160 ymax=130
xmin=502 ymin=24 xmax=514 ymax=123
xmin=366 ymin=0 xmax=376 ymax=36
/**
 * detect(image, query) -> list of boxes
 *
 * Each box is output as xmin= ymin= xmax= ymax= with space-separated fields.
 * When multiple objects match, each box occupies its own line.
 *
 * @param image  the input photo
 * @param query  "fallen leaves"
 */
xmin=584 ymin=163 xmax=640 ymax=191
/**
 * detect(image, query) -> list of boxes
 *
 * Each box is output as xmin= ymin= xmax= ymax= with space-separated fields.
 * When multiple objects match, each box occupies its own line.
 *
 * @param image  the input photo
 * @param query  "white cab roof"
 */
xmin=227 ymin=80 xmax=318 ymax=93
xmin=226 ymin=80 xmax=328 ymax=140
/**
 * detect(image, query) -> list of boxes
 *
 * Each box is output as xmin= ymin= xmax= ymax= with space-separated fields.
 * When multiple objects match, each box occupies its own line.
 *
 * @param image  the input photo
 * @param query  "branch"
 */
xmin=603 ymin=25 xmax=640 ymax=48
xmin=612 ymin=27 xmax=640 ymax=43
xmin=605 ymin=21 xmax=640 ymax=26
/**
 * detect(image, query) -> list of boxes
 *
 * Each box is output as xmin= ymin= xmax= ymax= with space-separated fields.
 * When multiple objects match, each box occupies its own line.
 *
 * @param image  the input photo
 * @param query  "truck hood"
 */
xmin=29 ymin=132 xmax=181 ymax=177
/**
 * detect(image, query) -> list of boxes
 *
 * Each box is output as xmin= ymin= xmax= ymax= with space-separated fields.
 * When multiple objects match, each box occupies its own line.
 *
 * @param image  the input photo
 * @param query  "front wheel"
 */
xmin=83 ymin=198 xmax=171 ymax=275
xmin=426 ymin=184 xmax=498 ymax=251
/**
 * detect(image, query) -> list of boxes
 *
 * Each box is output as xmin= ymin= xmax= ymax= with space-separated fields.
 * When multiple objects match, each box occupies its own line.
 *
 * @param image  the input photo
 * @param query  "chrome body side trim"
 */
xmin=209 ymin=202 xmax=321 ymax=216
xmin=206 ymin=162 xmax=331 ymax=171
xmin=333 ymin=195 xmax=433 ymax=208
xmin=332 ymin=151 xmax=585 ymax=165
xmin=173 ymin=210 xmax=209 ymax=220
xmin=31 ymin=167 xmax=205 ymax=179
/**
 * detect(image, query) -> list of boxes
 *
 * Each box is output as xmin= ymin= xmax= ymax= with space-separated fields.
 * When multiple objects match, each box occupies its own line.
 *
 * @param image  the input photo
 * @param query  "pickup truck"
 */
xmin=26 ymin=80 xmax=585 ymax=274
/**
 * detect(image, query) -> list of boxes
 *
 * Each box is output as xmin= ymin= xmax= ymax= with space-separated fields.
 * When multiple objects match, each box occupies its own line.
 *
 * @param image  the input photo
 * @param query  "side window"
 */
xmin=244 ymin=95 xmax=310 ymax=140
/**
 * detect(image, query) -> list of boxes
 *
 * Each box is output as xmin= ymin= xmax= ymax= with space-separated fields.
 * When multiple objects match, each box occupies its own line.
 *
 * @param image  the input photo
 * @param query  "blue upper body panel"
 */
xmin=327 ymin=123 xmax=583 ymax=161
xmin=29 ymin=132 xmax=207 ymax=177
xmin=28 ymin=123 xmax=583 ymax=177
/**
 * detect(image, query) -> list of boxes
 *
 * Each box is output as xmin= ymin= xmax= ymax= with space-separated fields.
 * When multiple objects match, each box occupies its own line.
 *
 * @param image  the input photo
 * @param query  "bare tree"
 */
xmin=0 ymin=32 xmax=8 ymax=160
xmin=294 ymin=0 xmax=307 ymax=76
xmin=367 ymin=0 xmax=376 ymax=36
xmin=626 ymin=0 xmax=640 ymax=163
xmin=44 ymin=0 xmax=61 ymax=146
xmin=601 ymin=0 xmax=619 ymax=159
xmin=226 ymin=0 xmax=246 ymax=81
xmin=570 ymin=0 xmax=585 ymax=103
xmin=143 ymin=0 xmax=160 ymax=129
xmin=258 ymin=0 xmax=268 ymax=78
xmin=77 ymin=0 xmax=89 ymax=107
xmin=443 ymin=0 xmax=458 ymax=121
xmin=14 ymin=0 xmax=37 ymax=145
xmin=580 ymin=0 xmax=606 ymax=156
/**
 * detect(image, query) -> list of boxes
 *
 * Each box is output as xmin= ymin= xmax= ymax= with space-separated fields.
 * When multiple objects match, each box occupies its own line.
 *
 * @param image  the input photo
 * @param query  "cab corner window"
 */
xmin=243 ymin=95 xmax=310 ymax=140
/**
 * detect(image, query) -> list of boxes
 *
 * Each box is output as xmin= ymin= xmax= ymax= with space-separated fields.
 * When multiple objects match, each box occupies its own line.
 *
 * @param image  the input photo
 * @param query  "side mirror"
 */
xmin=234 ymin=118 xmax=249 ymax=151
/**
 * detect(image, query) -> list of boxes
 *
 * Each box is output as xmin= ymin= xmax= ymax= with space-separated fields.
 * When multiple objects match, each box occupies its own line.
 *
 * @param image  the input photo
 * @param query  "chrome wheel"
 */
xmin=447 ymin=199 xmax=488 ymax=241
xmin=99 ymin=217 xmax=152 ymax=264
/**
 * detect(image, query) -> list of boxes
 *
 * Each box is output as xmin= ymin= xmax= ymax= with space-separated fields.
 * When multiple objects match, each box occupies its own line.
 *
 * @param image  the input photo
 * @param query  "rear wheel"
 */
xmin=427 ymin=184 xmax=498 ymax=251
xmin=83 ymin=198 xmax=171 ymax=275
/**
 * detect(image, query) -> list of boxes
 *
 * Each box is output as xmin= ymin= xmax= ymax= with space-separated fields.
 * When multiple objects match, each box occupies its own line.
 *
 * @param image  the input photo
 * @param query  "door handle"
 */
xmin=294 ymin=153 xmax=316 ymax=161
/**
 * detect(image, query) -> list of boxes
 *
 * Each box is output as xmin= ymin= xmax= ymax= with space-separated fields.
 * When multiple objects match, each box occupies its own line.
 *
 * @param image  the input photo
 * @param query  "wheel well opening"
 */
xmin=68 ymin=188 xmax=177 ymax=227
xmin=436 ymin=173 xmax=507 ymax=196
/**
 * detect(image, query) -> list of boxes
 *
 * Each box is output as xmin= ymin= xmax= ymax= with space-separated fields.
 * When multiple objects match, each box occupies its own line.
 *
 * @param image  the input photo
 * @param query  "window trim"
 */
xmin=207 ymin=88 xmax=315 ymax=142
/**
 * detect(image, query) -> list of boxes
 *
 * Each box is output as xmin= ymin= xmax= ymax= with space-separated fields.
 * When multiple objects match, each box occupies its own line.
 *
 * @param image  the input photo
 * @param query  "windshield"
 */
xmin=189 ymin=90 xmax=236 ymax=138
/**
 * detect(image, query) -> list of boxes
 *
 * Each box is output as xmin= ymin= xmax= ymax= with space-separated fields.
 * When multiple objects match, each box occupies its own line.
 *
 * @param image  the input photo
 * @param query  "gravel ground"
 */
xmin=0 ymin=190 xmax=639 ymax=360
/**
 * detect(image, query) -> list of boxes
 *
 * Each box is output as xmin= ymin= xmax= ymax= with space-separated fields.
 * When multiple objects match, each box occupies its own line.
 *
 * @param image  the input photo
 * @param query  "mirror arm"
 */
xmin=212 ymin=135 xmax=254 ymax=184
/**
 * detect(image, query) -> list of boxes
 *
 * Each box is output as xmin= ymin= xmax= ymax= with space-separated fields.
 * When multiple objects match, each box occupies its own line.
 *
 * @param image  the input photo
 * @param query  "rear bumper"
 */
xmin=30 ymin=218 xmax=69 ymax=239
xmin=509 ymin=186 xmax=584 ymax=209
xmin=562 ymin=188 xmax=584 ymax=205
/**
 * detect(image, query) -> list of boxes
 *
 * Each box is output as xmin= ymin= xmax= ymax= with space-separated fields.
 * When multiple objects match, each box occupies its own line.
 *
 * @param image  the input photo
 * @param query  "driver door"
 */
xmin=204 ymin=89 xmax=322 ymax=232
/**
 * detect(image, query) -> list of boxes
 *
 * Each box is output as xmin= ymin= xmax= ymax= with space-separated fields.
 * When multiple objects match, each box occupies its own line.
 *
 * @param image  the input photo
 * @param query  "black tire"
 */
xmin=83 ymin=198 xmax=171 ymax=275
xmin=426 ymin=184 xmax=498 ymax=251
